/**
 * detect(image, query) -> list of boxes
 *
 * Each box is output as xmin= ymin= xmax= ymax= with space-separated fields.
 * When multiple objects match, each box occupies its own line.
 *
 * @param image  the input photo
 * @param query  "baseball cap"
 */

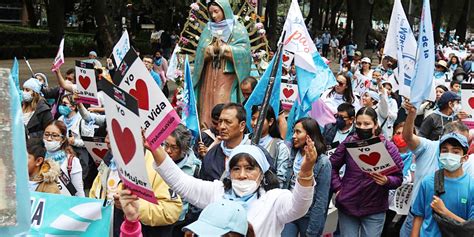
xmin=183 ymin=199 xmax=248 ymax=236
xmin=361 ymin=57 xmax=371 ymax=64
xmin=437 ymin=91 xmax=461 ymax=108
xmin=355 ymin=51 xmax=362 ymax=56
xmin=89 ymin=51 xmax=97 ymax=57
xmin=440 ymin=132 xmax=469 ymax=150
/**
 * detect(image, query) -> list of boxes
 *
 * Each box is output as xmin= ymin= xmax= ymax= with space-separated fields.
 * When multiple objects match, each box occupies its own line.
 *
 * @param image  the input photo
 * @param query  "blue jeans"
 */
xmin=281 ymin=217 xmax=309 ymax=237
xmin=399 ymin=211 xmax=413 ymax=237
xmin=338 ymin=210 xmax=386 ymax=237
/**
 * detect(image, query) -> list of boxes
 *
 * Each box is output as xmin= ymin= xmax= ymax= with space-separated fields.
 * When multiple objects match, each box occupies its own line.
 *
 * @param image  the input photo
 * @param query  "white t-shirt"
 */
xmin=57 ymin=157 xmax=85 ymax=197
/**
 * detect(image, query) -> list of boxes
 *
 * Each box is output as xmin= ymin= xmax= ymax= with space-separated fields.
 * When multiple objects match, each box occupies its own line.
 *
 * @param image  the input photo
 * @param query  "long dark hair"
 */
xmin=291 ymin=117 xmax=327 ymax=155
xmin=328 ymin=72 xmax=355 ymax=104
xmin=251 ymin=105 xmax=281 ymax=139
xmin=223 ymin=153 xmax=280 ymax=194
xmin=356 ymin=107 xmax=382 ymax=136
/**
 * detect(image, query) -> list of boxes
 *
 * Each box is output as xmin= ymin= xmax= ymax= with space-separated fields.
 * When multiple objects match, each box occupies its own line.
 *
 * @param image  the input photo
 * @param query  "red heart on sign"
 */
xmin=283 ymin=88 xmax=294 ymax=98
xmin=129 ymin=79 xmax=149 ymax=110
xmin=92 ymin=148 xmax=108 ymax=159
xmin=359 ymin=152 xmax=381 ymax=166
xmin=282 ymin=54 xmax=290 ymax=62
xmin=111 ymin=119 xmax=136 ymax=165
xmin=79 ymin=75 xmax=91 ymax=90
xmin=469 ymin=97 xmax=474 ymax=109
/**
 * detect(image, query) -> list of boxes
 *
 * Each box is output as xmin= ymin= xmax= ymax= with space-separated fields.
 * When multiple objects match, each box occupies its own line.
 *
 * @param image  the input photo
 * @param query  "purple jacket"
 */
xmin=330 ymin=134 xmax=403 ymax=217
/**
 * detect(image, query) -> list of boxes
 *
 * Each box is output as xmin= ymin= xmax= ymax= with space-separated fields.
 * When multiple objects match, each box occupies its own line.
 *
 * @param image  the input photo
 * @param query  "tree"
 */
xmin=46 ymin=0 xmax=65 ymax=44
xmin=454 ymin=0 xmax=470 ymax=43
xmin=306 ymin=0 xmax=321 ymax=35
xmin=265 ymin=0 xmax=278 ymax=49
xmin=432 ymin=0 xmax=444 ymax=43
xmin=93 ymin=0 xmax=116 ymax=55
xmin=351 ymin=0 xmax=373 ymax=50
xmin=329 ymin=0 xmax=343 ymax=34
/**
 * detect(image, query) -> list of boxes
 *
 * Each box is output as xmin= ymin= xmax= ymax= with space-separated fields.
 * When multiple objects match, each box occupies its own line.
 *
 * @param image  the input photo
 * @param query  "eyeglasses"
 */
xmin=335 ymin=114 xmax=350 ymax=120
xmin=43 ymin=133 xmax=64 ymax=140
xmin=337 ymin=80 xmax=346 ymax=86
xmin=163 ymin=143 xmax=180 ymax=152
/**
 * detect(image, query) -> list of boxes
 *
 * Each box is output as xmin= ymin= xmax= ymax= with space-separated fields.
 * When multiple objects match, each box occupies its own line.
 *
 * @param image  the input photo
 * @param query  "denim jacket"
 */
xmin=286 ymin=152 xmax=332 ymax=236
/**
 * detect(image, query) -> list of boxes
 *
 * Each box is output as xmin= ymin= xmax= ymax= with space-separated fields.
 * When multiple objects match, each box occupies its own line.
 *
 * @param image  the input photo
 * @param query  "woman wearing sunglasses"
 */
xmin=321 ymin=72 xmax=361 ymax=115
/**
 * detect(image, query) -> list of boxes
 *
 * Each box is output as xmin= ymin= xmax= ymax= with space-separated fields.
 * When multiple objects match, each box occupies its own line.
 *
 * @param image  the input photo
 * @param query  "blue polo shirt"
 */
xmin=412 ymin=173 xmax=474 ymax=237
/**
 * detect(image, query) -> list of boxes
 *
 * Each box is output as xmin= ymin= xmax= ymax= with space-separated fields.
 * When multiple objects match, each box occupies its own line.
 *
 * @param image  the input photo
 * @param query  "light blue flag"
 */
xmin=296 ymin=52 xmax=337 ymax=114
xmin=0 ymin=69 xmax=30 ymax=236
xmin=182 ymin=56 xmax=200 ymax=140
xmin=28 ymin=192 xmax=112 ymax=236
xmin=12 ymin=57 xmax=21 ymax=100
xmin=285 ymin=98 xmax=307 ymax=141
xmin=244 ymin=55 xmax=283 ymax=131
xmin=410 ymin=0 xmax=435 ymax=109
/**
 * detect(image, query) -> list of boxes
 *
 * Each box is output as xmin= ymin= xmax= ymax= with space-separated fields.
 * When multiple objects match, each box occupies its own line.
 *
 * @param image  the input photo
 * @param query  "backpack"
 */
xmin=432 ymin=169 xmax=474 ymax=236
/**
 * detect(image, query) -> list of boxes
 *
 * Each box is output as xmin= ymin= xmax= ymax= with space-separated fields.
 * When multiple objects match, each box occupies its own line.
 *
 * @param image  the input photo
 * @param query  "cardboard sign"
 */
xmin=101 ymin=80 xmax=157 ymax=204
xmin=280 ymin=78 xmax=298 ymax=111
xmin=353 ymin=73 xmax=369 ymax=96
xmin=461 ymin=83 xmax=474 ymax=129
xmin=389 ymin=183 xmax=414 ymax=215
xmin=75 ymin=61 xmax=99 ymax=105
xmin=345 ymin=137 xmax=399 ymax=175
xmin=281 ymin=50 xmax=295 ymax=69
xmin=82 ymin=136 xmax=109 ymax=165
xmin=114 ymin=49 xmax=180 ymax=151
xmin=28 ymin=192 xmax=112 ymax=236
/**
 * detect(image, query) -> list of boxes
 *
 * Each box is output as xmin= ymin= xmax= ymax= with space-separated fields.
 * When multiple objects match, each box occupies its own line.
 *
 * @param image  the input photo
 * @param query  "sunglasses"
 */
xmin=337 ymin=80 xmax=345 ymax=86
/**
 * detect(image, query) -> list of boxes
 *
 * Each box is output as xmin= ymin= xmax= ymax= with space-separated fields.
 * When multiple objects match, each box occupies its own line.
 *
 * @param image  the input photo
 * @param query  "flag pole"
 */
xmin=23 ymin=57 xmax=35 ymax=77
xmin=251 ymin=31 xmax=286 ymax=145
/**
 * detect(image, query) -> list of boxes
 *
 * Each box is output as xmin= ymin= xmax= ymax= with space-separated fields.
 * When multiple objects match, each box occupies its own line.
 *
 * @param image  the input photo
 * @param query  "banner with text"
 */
xmin=389 ymin=183 xmax=414 ymax=215
xmin=102 ymin=79 xmax=157 ymax=204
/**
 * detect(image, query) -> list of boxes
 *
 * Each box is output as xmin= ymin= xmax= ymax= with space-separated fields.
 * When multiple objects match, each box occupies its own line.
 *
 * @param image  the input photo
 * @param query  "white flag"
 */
xmin=384 ymin=0 xmax=417 ymax=97
xmin=51 ymin=37 xmax=65 ymax=72
xmin=112 ymin=29 xmax=130 ymax=65
xmin=166 ymin=45 xmax=181 ymax=82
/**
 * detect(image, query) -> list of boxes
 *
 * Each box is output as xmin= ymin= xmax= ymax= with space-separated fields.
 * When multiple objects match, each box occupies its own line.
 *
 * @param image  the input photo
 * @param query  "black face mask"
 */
xmin=355 ymin=127 xmax=373 ymax=140
xmin=335 ymin=117 xmax=346 ymax=130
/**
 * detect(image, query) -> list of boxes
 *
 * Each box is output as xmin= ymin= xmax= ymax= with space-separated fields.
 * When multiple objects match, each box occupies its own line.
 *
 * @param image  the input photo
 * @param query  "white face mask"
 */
xmin=452 ymin=103 xmax=462 ymax=114
xmin=231 ymin=175 xmax=260 ymax=197
xmin=23 ymin=91 xmax=33 ymax=102
xmin=456 ymin=75 xmax=464 ymax=81
xmin=439 ymin=153 xmax=463 ymax=172
xmin=43 ymin=140 xmax=62 ymax=152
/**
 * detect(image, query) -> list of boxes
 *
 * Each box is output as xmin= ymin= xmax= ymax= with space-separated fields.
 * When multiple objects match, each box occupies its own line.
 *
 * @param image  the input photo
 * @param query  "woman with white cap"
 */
xmin=352 ymin=57 xmax=373 ymax=97
xmin=22 ymin=78 xmax=53 ymax=138
xmin=148 ymin=140 xmax=317 ymax=236
xmin=433 ymin=60 xmax=450 ymax=87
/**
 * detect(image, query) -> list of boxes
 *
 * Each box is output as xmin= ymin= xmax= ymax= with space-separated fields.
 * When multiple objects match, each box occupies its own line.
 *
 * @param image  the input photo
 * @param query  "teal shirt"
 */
xmin=412 ymin=173 xmax=474 ymax=237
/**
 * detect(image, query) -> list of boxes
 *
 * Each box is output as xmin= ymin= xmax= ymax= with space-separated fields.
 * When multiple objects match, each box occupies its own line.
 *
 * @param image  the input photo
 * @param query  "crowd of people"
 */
xmin=17 ymin=1 xmax=474 ymax=236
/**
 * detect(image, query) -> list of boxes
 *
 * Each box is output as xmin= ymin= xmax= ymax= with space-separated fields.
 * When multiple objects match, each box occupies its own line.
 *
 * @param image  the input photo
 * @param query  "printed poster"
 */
xmin=345 ymin=137 xmax=399 ymax=175
xmin=461 ymin=83 xmax=474 ymax=129
xmin=82 ymin=136 xmax=109 ymax=165
xmin=101 ymin=79 xmax=157 ymax=204
xmin=75 ymin=61 xmax=99 ymax=105
xmin=280 ymin=78 xmax=298 ymax=111
xmin=113 ymin=49 xmax=180 ymax=151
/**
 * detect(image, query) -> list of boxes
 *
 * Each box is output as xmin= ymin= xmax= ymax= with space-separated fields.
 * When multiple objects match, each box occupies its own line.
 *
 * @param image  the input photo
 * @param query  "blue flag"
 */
xmin=244 ymin=55 xmax=283 ymax=131
xmin=285 ymin=98 xmax=306 ymax=141
xmin=411 ymin=0 xmax=435 ymax=109
xmin=11 ymin=57 xmax=21 ymax=100
xmin=182 ymin=56 xmax=200 ymax=140
xmin=296 ymin=52 xmax=337 ymax=114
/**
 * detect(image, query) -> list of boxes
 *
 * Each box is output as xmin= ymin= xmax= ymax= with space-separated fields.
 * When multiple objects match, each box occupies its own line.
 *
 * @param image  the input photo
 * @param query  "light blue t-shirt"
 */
xmin=412 ymin=173 xmax=474 ymax=237
xmin=411 ymin=137 xmax=440 ymax=203
xmin=150 ymin=70 xmax=162 ymax=87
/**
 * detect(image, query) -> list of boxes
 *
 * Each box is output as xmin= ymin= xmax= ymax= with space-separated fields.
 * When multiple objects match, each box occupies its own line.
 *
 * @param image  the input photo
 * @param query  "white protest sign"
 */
xmin=82 ymin=136 xmax=109 ymax=165
xmin=461 ymin=83 xmax=474 ymax=129
xmin=114 ymin=49 xmax=180 ymax=151
xmin=75 ymin=61 xmax=99 ymax=105
xmin=101 ymin=80 xmax=157 ymax=204
xmin=326 ymin=141 xmax=340 ymax=157
xmin=281 ymin=50 xmax=295 ymax=69
xmin=352 ymin=73 xmax=369 ymax=97
xmin=112 ymin=29 xmax=130 ymax=66
xmin=280 ymin=78 xmax=298 ymax=111
xmin=389 ymin=183 xmax=414 ymax=215
xmin=345 ymin=137 xmax=399 ymax=175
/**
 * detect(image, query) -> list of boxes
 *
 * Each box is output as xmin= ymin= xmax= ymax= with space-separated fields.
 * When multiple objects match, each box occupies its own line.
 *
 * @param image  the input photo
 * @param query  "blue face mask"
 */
xmin=387 ymin=69 xmax=393 ymax=76
xmin=58 ymin=105 xmax=72 ymax=116
xmin=434 ymin=71 xmax=445 ymax=79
